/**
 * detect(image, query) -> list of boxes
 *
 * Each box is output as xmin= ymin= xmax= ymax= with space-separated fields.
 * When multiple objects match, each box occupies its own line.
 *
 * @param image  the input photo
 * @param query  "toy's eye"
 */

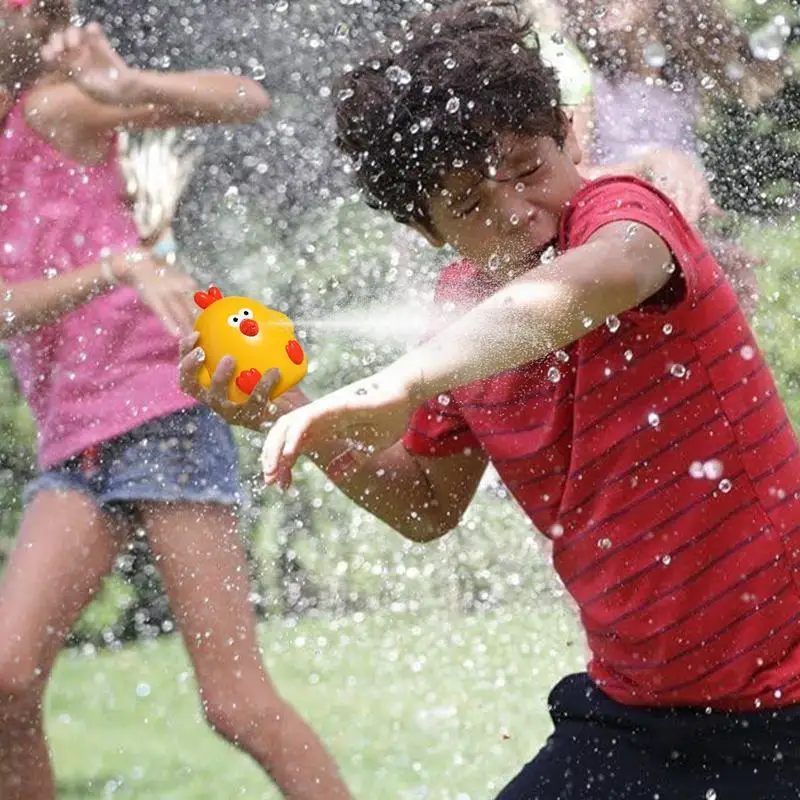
xmin=227 ymin=314 xmax=240 ymax=328
xmin=239 ymin=308 xmax=253 ymax=318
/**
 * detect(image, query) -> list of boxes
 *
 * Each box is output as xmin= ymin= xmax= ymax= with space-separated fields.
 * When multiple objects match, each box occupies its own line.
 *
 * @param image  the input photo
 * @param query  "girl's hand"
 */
xmin=113 ymin=249 xmax=197 ymax=337
xmin=261 ymin=371 xmax=416 ymax=490
xmin=641 ymin=149 xmax=720 ymax=226
xmin=41 ymin=23 xmax=137 ymax=106
xmin=177 ymin=333 xmax=308 ymax=430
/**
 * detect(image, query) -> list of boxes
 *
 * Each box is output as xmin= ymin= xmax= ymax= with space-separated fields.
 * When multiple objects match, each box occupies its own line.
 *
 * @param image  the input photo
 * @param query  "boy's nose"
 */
xmin=495 ymin=191 xmax=536 ymax=233
xmin=240 ymin=319 xmax=259 ymax=337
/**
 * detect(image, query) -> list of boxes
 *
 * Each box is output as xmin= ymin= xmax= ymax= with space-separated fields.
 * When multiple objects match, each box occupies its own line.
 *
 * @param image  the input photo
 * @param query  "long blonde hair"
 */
xmin=560 ymin=0 xmax=790 ymax=107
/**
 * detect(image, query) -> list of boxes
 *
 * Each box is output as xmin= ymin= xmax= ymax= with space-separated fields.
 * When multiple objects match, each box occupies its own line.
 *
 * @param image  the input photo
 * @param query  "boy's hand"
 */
xmin=41 ymin=23 xmax=137 ymax=106
xmin=178 ymin=333 xmax=308 ymax=430
xmin=261 ymin=371 xmax=416 ymax=489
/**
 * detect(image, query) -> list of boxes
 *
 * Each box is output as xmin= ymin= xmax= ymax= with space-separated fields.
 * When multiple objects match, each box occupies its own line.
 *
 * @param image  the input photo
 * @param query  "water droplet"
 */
xmin=740 ymin=345 xmax=755 ymax=361
xmin=719 ymin=478 xmax=732 ymax=493
xmin=700 ymin=74 xmax=717 ymax=90
xmin=624 ymin=349 xmax=634 ymax=362
xmin=582 ymin=317 xmax=593 ymax=328
xmin=338 ymin=88 xmax=355 ymax=101
xmin=250 ymin=64 xmax=266 ymax=81
xmin=605 ymin=315 xmax=621 ymax=333
xmin=444 ymin=57 xmax=457 ymax=69
xmin=555 ymin=350 xmax=570 ymax=363
xmin=550 ymin=523 xmax=564 ymax=538
xmin=386 ymin=65 xmax=412 ymax=85
xmin=624 ymin=223 xmax=638 ymax=241
xmin=689 ymin=461 xmax=705 ymax=479
xmin=725 ymin=62 xmax=746 ymax=81
xmin=706 ymin=790 xmax=718 ymax=800
xmin=703 ymin=459 xmax=724 ymax=480
xmin=749 ymin=21 xmax=787 ymax=61
xmin=669 ymin=363 xmax=686 ymax=378
xmin=643 ymin=42 xmax=667 ymax=68
xmin=661 ymin=554 xmax=672 ymax=565
xmin=437 ymin=394 xmax=451 ymax=407
xmin=648 ymin=412 xmax=660 ymax=427
xmin=275 ymin=0 xmax=288 ymax=11
xmin=135 ymin=683 xmax=151 ymax=698
xmin=420 ymin=117 xmax=433 ymax=131
xmin=334 ymin=22 xmax=350 ymax=40
xmin=540 ymin=245 xmax=557 ymax=264
xmin=487 ymin=254 xmax=501 ymax=271
xmin=598 ymin=538 xmax=612 ymax=550
xmin=446 ymin=97 xmax=460 ymax=114
xmin=390 ymin=40 xmax=404 ymax=54
xmin=662 ymin=323 xmax=673 ymax=335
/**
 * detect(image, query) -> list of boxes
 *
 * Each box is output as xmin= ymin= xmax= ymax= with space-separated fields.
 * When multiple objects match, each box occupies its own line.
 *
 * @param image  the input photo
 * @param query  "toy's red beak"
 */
xmin=240 ymin=319 xmax=259 ymax=337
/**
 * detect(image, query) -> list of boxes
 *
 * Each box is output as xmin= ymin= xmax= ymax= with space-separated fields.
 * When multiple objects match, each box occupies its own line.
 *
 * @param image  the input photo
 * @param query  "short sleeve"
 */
xmin=402 ymin=393 xmax=481 ymax=458
xmin=561 ymin=176 xmax=713 ymax=307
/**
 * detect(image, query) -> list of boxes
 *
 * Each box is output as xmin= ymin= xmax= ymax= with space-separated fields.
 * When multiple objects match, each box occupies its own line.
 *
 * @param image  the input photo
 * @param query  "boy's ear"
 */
xmin=407 ymin=219 xmax=446 ymax=248
xmin=560 ymin=110 xmax=583 ymax=166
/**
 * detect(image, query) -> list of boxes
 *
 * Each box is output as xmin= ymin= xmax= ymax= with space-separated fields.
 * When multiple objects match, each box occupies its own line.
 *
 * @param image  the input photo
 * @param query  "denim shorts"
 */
xmin=24 ymin=406 xmax=240 ymax=510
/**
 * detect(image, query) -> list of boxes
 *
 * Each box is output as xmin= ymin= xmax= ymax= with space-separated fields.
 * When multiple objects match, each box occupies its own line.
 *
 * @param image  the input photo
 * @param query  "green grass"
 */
xmin=49 ymin=605 xmax=584 ymax=800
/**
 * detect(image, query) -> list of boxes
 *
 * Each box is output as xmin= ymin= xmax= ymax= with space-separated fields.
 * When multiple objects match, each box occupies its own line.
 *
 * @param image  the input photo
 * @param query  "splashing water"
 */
xmin=296 ymin=301 xmax=436 ymax=346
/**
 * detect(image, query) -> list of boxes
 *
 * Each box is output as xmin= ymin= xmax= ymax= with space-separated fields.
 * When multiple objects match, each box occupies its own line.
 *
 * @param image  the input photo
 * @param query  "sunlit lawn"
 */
xmin=49 ymin=605 xmax=584 ymax=800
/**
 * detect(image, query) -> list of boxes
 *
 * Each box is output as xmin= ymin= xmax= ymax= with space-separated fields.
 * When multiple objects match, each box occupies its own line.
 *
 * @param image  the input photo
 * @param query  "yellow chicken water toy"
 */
xmin=193 ymin=285 xmax=308 ymax=404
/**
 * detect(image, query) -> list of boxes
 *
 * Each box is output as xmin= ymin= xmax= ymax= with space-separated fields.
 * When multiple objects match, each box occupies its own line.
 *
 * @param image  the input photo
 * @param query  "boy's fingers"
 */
xmin=261 ymin=419 xmax=289 ymax=477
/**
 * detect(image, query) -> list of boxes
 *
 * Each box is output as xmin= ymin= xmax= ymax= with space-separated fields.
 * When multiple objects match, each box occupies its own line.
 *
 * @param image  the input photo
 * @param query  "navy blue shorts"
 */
xmin=495 ymin=673 xmax=800 ymax=800
xmin=24 ymin=406 xmax=240 ymax=510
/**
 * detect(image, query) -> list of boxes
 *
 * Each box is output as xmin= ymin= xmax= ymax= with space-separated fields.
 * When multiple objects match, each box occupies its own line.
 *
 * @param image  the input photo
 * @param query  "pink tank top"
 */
xmin=0 ymin=96 xmax=195 ymax=469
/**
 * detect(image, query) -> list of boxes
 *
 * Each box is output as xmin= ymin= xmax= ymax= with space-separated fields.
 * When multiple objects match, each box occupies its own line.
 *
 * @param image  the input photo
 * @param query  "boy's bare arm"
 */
xmin=307 ymin=440 xmax=488 ymax=542
xmin=390 ymin=220 xmax=673 ymax=402
xmin=258 ymin=221 xmax=676 ymax=483
xmin=177 ymin=346 xmax=488 ymax=542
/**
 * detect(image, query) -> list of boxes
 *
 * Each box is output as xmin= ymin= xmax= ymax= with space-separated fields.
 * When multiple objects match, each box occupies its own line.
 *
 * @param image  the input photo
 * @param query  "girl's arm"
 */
xmin=40 ymin=24 xmax=270 ymax=133
xmin=0 ymin=248 xmax=196 ymax=338
xmin=0 ymin=256 xmax=119 ymax=338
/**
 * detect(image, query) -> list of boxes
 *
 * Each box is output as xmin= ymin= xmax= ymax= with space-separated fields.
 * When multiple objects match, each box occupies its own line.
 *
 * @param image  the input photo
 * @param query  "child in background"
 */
xmin=0 ymin=7 xmax=349 ymax=800
xmin=185 ymin=2 xmax=800 ymax=797
xmin=560 ymin=0 xmax=790 ymax=313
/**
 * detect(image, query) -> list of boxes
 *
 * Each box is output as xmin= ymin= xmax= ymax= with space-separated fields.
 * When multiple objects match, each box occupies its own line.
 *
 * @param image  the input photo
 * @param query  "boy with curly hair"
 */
xmin=184 ymin=2 xmax=800 ymax=796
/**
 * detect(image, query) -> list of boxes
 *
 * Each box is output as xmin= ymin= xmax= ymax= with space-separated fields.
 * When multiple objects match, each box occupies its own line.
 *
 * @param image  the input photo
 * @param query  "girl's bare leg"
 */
xmin=140 ymin=501 xmax=351 ymax=800
xmin=0 ymin=491 xmax=118 ymax=800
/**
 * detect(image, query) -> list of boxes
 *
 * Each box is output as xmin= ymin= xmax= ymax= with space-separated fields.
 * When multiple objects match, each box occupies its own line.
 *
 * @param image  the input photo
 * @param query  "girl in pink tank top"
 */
xmin=0 ymin=7 xmax=350 ymax=800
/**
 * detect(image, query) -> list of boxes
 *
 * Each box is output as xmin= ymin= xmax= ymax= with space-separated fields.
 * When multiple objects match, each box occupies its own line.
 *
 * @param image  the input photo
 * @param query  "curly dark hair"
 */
xmin=332 ymin=0 xmax=564 ymax=227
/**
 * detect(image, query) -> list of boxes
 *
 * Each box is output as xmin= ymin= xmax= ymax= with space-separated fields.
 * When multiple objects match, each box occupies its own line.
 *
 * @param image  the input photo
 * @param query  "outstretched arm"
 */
xmin=40 ymin=24 xmax=270 ymax=133
xmin=177 ymin=343 xmax=488 ymax=541
xmin=260 ymin=220 xmax=673 ymax=483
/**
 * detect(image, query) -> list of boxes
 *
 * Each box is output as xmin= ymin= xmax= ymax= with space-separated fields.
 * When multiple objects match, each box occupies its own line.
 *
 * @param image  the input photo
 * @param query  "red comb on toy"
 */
xmin=194 ymin=285 xmax=223 ymax=310
xmin=6 ymin=0 xmax=33 ymax=8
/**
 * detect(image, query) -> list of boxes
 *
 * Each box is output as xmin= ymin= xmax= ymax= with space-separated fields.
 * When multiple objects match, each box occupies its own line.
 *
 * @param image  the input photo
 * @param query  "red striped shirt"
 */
xmin=403 ymin=176 xmax=800 ymax=711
